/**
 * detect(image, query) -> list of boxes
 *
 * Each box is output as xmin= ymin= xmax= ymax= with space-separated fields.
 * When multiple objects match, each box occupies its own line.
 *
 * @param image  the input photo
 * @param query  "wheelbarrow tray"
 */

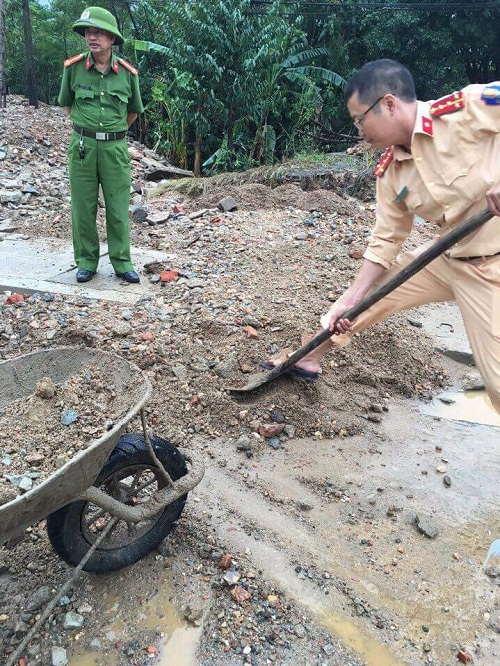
xmin=0 ymin=347 xmax=151 ymax=544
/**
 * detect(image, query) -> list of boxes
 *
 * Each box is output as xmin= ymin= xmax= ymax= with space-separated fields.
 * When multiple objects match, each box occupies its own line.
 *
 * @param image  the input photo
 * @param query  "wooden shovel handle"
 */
xmin=277 ymin=208 xmax=493 ymax=375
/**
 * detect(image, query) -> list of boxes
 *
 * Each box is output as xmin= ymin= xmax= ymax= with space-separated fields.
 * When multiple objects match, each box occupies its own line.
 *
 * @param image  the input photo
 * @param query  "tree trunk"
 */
xmin=193 ymin=135 xmax=201 ymax=177
xmin=22 ymin=0 xmax=38 ymax=107
xmin=227 ymin=106 xmax=234 ymax=152
xmin=0 ymin=0 xmax=6 ymax=108
xmin=109 ymin=1 xmax=123 ymax=53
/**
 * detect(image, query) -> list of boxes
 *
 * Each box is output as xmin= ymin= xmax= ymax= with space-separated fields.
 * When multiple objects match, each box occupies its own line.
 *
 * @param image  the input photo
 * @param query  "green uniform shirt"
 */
xmin=58 ymin=50 xmax=144 ymax=132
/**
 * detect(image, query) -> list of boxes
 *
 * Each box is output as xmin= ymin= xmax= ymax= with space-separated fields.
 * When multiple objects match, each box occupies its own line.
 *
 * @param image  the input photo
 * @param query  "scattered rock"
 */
xmin=415 ymin=514 xmax=439 ymax=539
xmin=218 ymin=195 xmax=238 ymax=212
xmin=457 ymin=648 xmax=472 ymax=663
xmin=51 ymin=646 xmax=68 ymax=666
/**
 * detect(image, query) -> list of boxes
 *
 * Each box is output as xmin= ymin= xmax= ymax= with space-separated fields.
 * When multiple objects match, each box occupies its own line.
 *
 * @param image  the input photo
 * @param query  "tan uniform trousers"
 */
xmin=321 ymin=245 xmax=500 ymax=414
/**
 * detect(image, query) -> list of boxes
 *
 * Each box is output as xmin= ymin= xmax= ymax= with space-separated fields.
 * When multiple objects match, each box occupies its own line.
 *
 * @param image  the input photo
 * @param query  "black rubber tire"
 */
xmin=47 ymin=434 xmax=187 ymax=573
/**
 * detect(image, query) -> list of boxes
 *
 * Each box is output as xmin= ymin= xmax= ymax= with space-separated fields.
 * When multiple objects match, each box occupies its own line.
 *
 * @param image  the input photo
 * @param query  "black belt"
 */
xmin=73 ymin=125 xmax=126 ymax=141
xmin=455 ymin=251 xmax=500 ymax=262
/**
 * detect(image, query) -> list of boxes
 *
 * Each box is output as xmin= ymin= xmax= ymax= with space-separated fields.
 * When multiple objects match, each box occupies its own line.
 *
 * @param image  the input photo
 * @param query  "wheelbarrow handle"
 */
xmin=276 ymin=208 xmax=493 ymax=375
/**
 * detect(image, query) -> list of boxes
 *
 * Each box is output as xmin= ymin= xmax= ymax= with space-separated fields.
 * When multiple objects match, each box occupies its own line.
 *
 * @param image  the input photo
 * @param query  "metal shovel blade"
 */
xmin=228 ymin=208 xmax=492 ymax=394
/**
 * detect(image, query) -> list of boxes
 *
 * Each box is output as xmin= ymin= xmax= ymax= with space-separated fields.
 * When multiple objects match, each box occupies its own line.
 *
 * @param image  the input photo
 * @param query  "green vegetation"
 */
xmin=287 ymin=151 xmax=363 ymax=168
xmin=6 ymin=0 xmax=500 ymax=174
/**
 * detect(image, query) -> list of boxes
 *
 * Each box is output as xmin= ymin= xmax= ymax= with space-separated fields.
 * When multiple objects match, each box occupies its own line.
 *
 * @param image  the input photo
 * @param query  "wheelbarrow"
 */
xmin=0 ymin=347 xmax=205 ymax=573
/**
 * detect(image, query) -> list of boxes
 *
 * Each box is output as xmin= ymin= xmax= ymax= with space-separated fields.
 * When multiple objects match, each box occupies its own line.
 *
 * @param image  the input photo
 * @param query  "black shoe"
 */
xmin=76 ymin=269 xmax=95 ymax=283
xmin=116 ymin=270 xmax=140 ymax=284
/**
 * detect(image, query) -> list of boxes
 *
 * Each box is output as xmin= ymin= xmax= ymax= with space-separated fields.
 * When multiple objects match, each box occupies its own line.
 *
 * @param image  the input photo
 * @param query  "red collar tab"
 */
xmin=422 ymin=116 xmax=433 ymax=136
xmin=112 ymin=59 xmax=119 ymax=74
xmin=429 ymin=90 xmax=465 ymax=117
xmin=85 ymin=56 xmax=91 ymax=71
xmin=374 ymin=148 xmax=394 ymax=178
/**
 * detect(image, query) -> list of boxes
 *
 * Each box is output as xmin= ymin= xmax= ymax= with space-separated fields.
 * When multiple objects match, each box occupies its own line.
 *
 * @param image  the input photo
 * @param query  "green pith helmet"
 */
xmin=72 ymin=6 xmax=124 ymax=45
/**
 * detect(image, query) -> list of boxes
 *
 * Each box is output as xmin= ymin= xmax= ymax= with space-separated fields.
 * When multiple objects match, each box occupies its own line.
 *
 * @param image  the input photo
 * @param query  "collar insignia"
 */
xmin=422 ymin=116 xmax=433 ymax=135
xmin=374 ymin=148 xmax=394 ymax=178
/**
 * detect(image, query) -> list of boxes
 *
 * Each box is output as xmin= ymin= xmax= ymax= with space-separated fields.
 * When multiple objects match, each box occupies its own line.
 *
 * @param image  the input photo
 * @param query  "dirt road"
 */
xmin=0 ymin=97 xmax=499 ymax=666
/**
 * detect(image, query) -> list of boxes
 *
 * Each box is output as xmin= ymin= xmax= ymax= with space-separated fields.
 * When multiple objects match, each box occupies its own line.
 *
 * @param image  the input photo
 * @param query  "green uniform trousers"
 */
xmin=68 ymin=132 xmax=133 ymax=274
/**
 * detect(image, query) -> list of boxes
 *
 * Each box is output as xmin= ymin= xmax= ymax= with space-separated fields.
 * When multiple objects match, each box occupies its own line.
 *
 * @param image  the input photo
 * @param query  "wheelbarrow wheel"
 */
xmin=47 ymin=433 xmax=187 ymax=573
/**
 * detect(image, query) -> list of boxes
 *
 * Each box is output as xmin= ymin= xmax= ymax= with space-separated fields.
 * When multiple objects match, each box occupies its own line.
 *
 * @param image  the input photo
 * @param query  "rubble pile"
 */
xmin=0 ymin=96 xmax=446 ymax=448
xmin=0 ymin=96 xmax=452 ymax=666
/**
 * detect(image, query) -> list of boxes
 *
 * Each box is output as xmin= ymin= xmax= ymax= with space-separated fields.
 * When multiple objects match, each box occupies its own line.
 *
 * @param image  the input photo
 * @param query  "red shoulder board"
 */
xmin=117 ymin=58 xmax=138 ymax=76
xmin=63 ymin=53 xmax=85 ymax=68
xmin=374 ymin=148 xmax=394 ymax=178
xmin=429 ymin=91 xmax=465 ymax=117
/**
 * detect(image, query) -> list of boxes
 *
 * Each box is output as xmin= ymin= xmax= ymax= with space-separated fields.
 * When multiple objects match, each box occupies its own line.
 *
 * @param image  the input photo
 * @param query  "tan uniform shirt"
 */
xmin=365 ymin=83 xmax=500 ymax=269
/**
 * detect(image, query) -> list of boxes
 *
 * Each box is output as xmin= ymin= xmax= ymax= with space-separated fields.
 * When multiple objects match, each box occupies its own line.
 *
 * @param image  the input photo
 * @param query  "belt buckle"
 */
xmin=95 ymin=131 xmax=107 ymax=140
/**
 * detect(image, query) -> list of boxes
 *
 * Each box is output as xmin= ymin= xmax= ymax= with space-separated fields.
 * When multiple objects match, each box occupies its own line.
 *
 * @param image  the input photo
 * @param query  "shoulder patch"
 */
xmin=481 ymin=84 xmax=500 ymax=105
xmin=117 ymin=58 xmax=138 ymax=76
xmin=64 ymin=53 xmax=85 ymax=68
xmin=374 ymin=148 xmax=394 ymax=178
xmin=430 ymin=91 xmax=465 ymax=117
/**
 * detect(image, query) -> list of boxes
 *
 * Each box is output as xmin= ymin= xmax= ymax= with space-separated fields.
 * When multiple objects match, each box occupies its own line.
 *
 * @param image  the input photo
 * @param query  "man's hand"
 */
xmin=322 ymin=259 xmax=387 ymax=334
xmin=326 ymin=300 xmax=356 ymax=334
xmin=486 ymin=184 xmax=500 ymax=217
xmin=127 ymin=112 xmax=138 ymax=128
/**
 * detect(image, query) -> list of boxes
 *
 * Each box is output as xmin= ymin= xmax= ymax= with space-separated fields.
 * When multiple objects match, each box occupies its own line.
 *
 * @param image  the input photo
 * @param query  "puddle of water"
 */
xmin=159 ymin=625 xmax=202 ymax=666
xmin=484 ymin=539 xmax=500 ymax=567
xmin=420 ymin=390 xmax=500 ymax=427
xmin=321 ymin=613 xmax=406 ymax=666
xmin=70 ymin=648 xmax=118 ymax=666
xmin=70 ymin=583 xmax=200 ymax=666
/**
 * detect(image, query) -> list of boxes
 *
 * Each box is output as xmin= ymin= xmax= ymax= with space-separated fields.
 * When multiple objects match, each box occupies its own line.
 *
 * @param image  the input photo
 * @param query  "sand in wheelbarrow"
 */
xmin=0 ymin=365 xmax=130 ymax=505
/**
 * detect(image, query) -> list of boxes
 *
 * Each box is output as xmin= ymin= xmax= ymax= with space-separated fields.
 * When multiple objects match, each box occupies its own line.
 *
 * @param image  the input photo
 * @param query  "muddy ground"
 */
xmin=0 ymin=98 xmax=499 ymax=666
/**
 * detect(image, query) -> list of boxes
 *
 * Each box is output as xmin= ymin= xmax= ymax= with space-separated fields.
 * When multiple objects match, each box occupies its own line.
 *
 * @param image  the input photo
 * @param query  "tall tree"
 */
xmin=22 ymin=0 xmax=38 ymax=106
xmin=0 ymin=0 xmax=6 ymax=107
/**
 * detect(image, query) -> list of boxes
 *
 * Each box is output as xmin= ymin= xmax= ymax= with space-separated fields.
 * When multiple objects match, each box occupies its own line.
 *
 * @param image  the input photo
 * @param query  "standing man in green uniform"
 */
xmin=58 ymin=6 xmax=144 ymax=283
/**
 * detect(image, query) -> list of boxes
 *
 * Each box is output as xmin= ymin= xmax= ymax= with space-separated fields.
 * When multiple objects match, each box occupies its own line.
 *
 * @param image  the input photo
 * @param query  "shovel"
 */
xmin=229 ymin=208 xmax=493 ymax=394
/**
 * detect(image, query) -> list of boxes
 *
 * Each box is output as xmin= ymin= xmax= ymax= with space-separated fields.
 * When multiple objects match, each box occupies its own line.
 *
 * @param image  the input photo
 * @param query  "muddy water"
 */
xmin=420 ymin=389 xmax=500 ymax=427
xmin=196 ymin=391 xmax=500 ymax=665
xmin=70 ymin=584 xmax=200 ymax=666
xmin=321 ymin=614 xmax=406 ymax=666
xmin=71 ymin=389 xmax=500 ymax=666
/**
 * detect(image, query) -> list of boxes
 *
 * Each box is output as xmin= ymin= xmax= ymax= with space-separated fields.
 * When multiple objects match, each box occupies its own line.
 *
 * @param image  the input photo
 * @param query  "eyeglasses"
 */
xmin=353 ymin=96 xmax=384 ymax=130
xmin=84 ymin=28 xmax=107 ymax=37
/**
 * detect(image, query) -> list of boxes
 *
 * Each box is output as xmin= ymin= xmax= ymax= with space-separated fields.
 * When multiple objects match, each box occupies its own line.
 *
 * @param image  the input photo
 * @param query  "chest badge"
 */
xmin=481 ymin=85 xmax=500 ymax=105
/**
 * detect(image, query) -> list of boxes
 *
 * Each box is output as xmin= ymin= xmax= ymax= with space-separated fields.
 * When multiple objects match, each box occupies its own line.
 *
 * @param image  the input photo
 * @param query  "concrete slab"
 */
xmin=412 ymin=300 xmax=474 ymax=361
xmin=0 ymin=235 xmax=167 ymax=305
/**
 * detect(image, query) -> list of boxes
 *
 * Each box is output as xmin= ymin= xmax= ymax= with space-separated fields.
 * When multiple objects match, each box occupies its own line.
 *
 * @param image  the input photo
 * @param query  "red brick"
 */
xmin=457 ymin=649 xmax=472 ymax=664
xmin=243 ymin=325 xmax=258 ymax=339
xmin=5 ymin=293 xmax=24 ymax=304
xmin=160 ymin=270 xmax=179 ymax=283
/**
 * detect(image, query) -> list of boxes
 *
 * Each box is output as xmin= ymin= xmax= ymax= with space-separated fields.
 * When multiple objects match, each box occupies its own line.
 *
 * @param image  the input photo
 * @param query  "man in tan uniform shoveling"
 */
xmin=263 ymin=59 xmax=500 ymax=413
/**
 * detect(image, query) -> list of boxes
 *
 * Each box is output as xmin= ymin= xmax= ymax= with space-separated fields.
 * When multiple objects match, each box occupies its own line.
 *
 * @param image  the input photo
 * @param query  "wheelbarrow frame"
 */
xmin=0 ymin=347 xmax=204 ymax=545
